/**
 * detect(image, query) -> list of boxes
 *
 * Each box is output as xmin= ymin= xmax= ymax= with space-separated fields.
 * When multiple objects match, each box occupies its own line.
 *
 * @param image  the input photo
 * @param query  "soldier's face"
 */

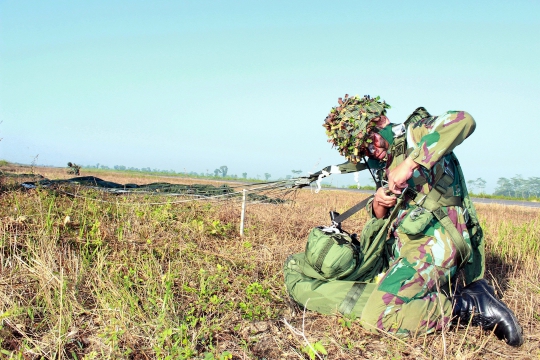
xmin=364 ymin=133 xmax=389 ymax=161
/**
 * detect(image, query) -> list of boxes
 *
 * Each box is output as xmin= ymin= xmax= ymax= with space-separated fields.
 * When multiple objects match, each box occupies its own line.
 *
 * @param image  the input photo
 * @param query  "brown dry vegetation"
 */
xmin=1 ymin=166 xmax=539 ymax=359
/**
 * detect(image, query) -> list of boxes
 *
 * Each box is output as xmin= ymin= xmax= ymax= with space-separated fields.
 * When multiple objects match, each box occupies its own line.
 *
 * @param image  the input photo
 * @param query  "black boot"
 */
xmin=452 ymin=279 xmax=524 ymax=347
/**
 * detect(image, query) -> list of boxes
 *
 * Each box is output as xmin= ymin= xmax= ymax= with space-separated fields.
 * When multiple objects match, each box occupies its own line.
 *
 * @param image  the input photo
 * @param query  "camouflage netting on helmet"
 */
xmin=323 ymin=94 xmax=390 ymax=163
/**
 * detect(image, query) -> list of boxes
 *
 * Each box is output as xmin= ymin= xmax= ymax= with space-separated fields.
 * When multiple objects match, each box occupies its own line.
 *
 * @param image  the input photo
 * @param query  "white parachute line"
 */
xmin=47 ymin=182 xmax=293 ymax=207
xmin=354 ymin=172 xmax=360 ymax=189
xmin=307 ymin=158 xmax=321 ymax=177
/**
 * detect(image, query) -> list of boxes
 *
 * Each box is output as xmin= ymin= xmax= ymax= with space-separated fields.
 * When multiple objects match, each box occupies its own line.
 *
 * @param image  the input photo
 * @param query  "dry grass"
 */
xmin=0 ymin=166 xmax=539 ymax=359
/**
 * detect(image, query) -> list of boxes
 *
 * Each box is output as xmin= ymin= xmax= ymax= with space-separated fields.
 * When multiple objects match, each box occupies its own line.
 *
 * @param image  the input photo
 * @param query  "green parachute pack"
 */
xmin=284 ymin=217 xmax=390 ymax=316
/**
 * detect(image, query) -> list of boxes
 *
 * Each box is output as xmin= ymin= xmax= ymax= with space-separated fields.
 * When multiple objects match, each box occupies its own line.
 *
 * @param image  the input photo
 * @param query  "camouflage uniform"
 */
xmin=360 ymin=110 xmax=478 ymax=335
xmin=67 ymin=162 xmax=81 ymax=175
xmin=285 ymin=109 xmax=484 ymax=337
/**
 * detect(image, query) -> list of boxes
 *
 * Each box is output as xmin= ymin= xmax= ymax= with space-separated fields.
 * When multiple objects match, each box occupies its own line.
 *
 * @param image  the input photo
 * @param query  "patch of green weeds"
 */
xmin=189 ymin=218 xmax=232 ymax=237
xmin=154 ymin=326 xmax=196 ymax=359
xmin=301 ymin=341 xmax=327 ymax=360
xmin=338 ymin=312 xmax=357 ymax=329
xmin=208 ymin=220 xmax=232 ymax=236
xmin=238 ymin=282 xmax=275 ymax=320
xmin=203 ymin=350 xmax=232 ymax=360
xmin=151 ymin=202 xmax=176 ymax=223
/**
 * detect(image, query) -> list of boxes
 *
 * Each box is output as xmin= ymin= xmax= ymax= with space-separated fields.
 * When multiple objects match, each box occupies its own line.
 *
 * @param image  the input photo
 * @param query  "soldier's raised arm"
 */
xmin=407 ymin=111 xmax=476 ymax=170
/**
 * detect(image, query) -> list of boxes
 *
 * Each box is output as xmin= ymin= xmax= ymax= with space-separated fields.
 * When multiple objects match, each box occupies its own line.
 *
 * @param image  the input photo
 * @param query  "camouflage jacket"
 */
xmin=380 ymin=110 xmax=483 ymax=283
xmin=394 ymin=110 xmax=475 ymax=199
xmin=319 ymin=108 xmax=483 ymax=282
xmin=320 ymin=109 xmax=475 ymax=184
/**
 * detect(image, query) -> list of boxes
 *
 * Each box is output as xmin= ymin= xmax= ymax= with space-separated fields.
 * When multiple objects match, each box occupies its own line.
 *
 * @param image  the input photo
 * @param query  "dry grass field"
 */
xmin=1 ymin=166 xmax=539 ymax=359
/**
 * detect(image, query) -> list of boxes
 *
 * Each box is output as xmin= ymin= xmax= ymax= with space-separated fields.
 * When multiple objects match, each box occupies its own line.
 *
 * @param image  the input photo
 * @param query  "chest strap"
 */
xmin=412 ymin=173 xmax=471 ymax=268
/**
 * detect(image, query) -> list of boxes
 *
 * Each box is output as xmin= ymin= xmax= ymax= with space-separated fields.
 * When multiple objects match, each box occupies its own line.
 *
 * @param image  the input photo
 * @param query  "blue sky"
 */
xmin=1 ymin=1 xmax=539 ymax=191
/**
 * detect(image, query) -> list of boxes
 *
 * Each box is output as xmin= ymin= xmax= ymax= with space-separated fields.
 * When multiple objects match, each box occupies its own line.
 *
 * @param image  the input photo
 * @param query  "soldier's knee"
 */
xmin=360 ymin=311 xmax=380 ymax=333
xmin=360 ymin=290 xmax=396 ymax=333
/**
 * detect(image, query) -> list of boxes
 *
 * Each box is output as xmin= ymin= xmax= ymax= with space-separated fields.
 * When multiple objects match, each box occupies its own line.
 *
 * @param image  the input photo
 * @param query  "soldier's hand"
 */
xmin=374 ymin=187 xmax=397 ymax=207
xmin=373 ymin=186 xmax=397 ymax=219
xmin=387 ymin=156 xmax=420 ymax=194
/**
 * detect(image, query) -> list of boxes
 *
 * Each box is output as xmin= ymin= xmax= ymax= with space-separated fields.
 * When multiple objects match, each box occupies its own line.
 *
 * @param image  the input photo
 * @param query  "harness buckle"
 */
xmin=409 ymin=206 xmax=424 ymax=221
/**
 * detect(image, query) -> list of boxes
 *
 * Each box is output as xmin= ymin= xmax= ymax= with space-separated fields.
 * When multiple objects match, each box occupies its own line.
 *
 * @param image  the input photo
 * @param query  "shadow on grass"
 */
xmin=484 ymin=252 xmax=517 ymax=296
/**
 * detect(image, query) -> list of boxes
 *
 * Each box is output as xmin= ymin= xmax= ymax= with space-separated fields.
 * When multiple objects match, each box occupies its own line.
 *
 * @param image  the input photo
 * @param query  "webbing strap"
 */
xmin=416 ymin=193 xmax=462 ymax=208
xmin=333 ymin=195 xmax=374 ymax=224
xmin=313 ymin=237 xmax=336 ymax=273
xmin=338 ymin=282 xmax=366 ymax=315
xmin=432 ymin=208 xmax=470 ymax=268
xmin=413 ymin=172 xmax=470 ymax=268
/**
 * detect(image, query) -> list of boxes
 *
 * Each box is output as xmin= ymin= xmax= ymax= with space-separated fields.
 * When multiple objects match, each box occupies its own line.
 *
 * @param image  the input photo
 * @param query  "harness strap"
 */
xmin=338 ymin=282 xmax=367 ymax=315
xmin=432 ymin=208 xmax=470 ymax=268
xmin=413 ymin=175 xmax=471 ymax=268
xmin=386 ymin=121 xmax=470 ymax=268
xmin=313 ymin=237 xmax=336 ymax=274
xmin=333 ymin=195 xmax=374 ymax=224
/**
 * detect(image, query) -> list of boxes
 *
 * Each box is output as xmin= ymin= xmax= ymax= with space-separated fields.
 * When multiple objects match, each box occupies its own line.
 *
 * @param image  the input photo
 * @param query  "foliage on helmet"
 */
xmin=323 ymin=94 xmax=391 ymax=163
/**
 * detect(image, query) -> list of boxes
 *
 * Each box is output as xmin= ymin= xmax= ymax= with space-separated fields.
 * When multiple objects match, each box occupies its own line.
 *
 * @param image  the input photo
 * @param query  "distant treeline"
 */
xmin=84 ymin=164 xmax=247 ymax=179
xmin=493 ymin=175 xmax=540 ymax=198
xmin=82 ymin=164 xmax=307 ymax=182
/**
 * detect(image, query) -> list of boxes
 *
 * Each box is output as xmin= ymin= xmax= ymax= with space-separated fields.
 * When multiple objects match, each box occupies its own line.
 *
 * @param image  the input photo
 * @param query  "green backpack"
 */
xmin=284 ymin=217 xmax=391 ymax=316
xmin=304 ymin=227 xmax=359 ymax=280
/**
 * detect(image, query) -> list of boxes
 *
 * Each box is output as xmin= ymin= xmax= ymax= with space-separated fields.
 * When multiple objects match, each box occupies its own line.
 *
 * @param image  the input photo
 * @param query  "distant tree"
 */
xmin=291 ymin=170 xmax=302 ymax=176
xmin=528 ymin=177 xmax=540 ymax=197
xmin=264 ymin=173 xmax=271 ymax=181
xmin=494 ymin=177 xmax=512 ymax=196
xmin=511 ymin=175 xmax=526 ymax=198
xmin=475 ymin=178 xmax=487 ymax=194
xmin=100 ymin=165 xmax=110 ymax=170
xmin=467 ymin=180 xmax=476 ymax=193
xmin=242 ymin=172 xmax=247 ymax=179
xmin=220 ymin=165 xmax=228 ymax=177
xmin=214 ymin=169 xmax=220 ymax=177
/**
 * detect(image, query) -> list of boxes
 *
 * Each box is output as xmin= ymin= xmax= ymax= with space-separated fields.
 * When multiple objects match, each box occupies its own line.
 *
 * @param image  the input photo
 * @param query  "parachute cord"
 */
xmin=47 ymin=183 xmax=295 ymax=206
xmin=363 ymin=156 xmax=378 ymax=187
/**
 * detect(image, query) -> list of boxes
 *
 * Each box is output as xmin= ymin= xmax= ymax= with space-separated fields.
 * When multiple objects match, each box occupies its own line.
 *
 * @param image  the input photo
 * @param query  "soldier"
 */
xmin=288 ymin=95 xmax=523 ymax=346
xmin=67 ymin=162 xmax=81 ymax=176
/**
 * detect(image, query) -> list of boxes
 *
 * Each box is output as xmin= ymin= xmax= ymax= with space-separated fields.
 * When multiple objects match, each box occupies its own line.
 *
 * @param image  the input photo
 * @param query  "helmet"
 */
xmin=323 ymin=94 xmax=391 ymax=163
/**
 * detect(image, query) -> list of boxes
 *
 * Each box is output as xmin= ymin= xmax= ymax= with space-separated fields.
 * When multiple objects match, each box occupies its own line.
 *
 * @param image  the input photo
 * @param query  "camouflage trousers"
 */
xmin=284 ymin=205 xmax=470 ymax=336
xmin=359 ymin=205 xmax=470 ymax=335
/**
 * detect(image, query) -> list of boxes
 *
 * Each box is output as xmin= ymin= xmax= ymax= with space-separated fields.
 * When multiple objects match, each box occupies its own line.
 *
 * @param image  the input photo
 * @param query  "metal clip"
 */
xmin=409 ymin=206 xmax=424 ymax=221
xmin=415 ymin=193 xmax=427 ymax=206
